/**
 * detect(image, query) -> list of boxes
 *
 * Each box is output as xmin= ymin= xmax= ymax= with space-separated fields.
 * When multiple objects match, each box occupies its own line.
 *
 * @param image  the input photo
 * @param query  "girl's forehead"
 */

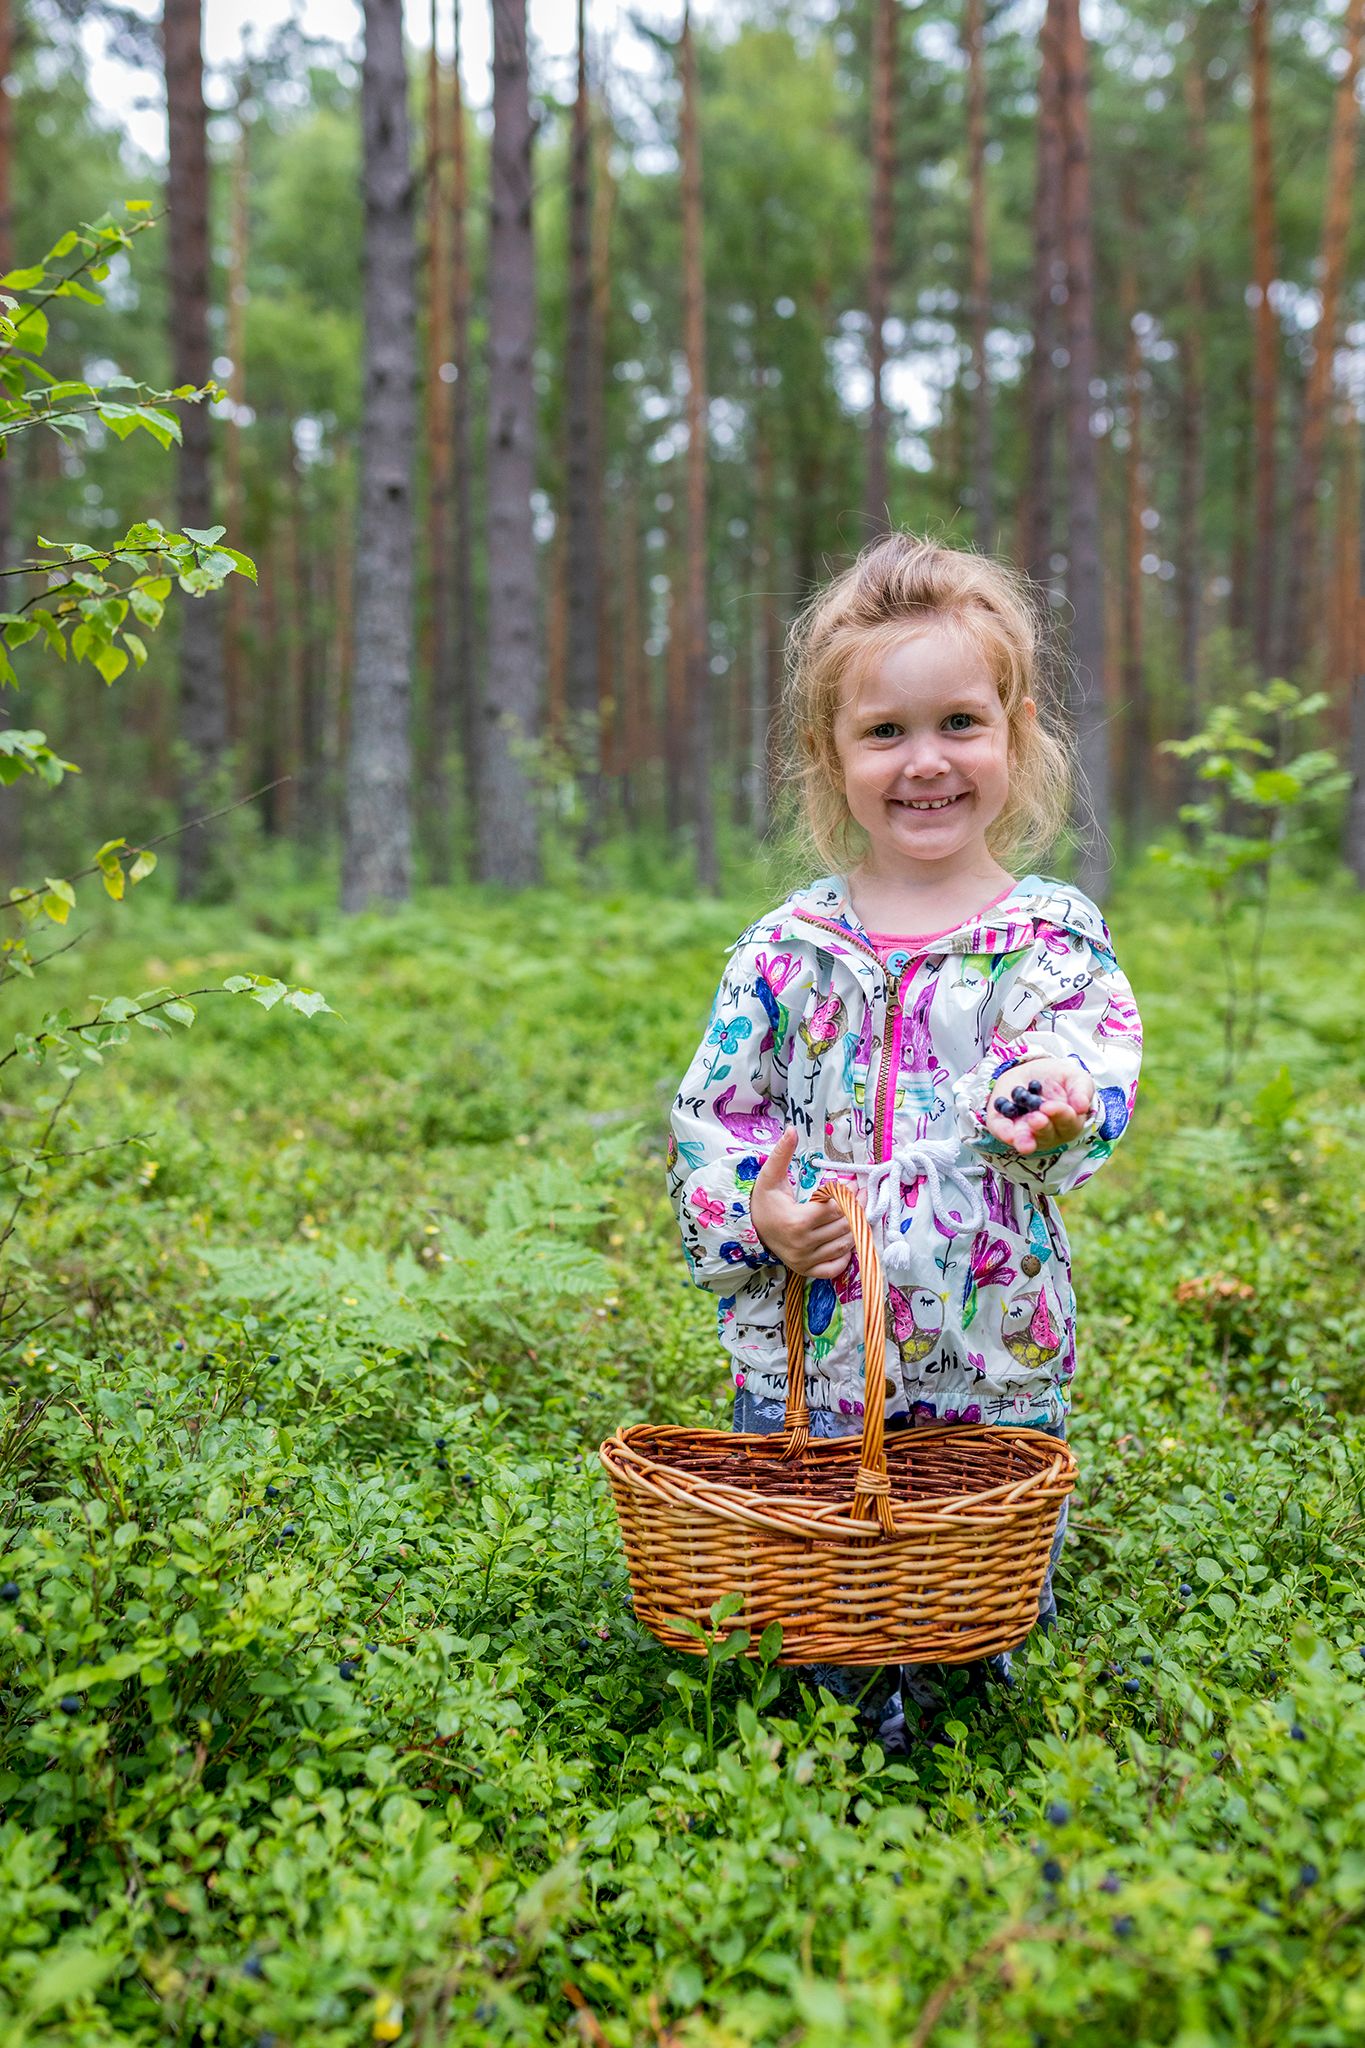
xmin=842 ymin=626 xmax=1000 ymax=714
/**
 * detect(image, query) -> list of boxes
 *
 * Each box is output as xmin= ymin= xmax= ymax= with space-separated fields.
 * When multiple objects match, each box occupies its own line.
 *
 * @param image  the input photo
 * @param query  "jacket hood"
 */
xmin=759 ymin=873 xmax=1115 ymax=960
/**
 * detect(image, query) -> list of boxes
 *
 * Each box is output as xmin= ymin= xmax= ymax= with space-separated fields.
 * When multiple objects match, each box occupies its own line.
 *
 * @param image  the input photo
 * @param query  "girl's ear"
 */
xmin=1022 ymin=696 xmax=1038 ymax=720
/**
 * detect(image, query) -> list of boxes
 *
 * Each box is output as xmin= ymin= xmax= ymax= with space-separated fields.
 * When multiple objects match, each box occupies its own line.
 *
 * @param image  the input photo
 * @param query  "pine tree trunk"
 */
xmin=478 ymin=0 xmax=541 ymax=887
xmin=564 ymin=0 xmax=601 ymax=815
xmin=679 ymin=5 xmax=716 ymax=889
xmin=1019 ymin=2 xmax=1061 ymax=586
xmin=1349 ymin=438 xmax=1365 ymax=883
xmin=1249 ymin=0 xmax=1280 ymax=675
xmin=863 ymin=0 xmax=896 ymax=530
xmin=1054 ymin=0 xmax=1110 ymax=901
xmin=449 ymin=0 xmax=477 ymax=867
xmin=1175 ymin=20 xmax=1207 ymax=739
xmin=1118 ymin=248 xmax=1148 ymax=847
xmin=1277 ymin=0 xmax=1365 ymax=678
xmin=591 ymin=89 xmax=617 ymax=793
xmin=0 ymin=0 xmax=19 ymax=887
xmin=964 ymin=0 xmax=994 ymax=549
xmin=224 ymin=89 xmax=249 ymax=752
xmin=753 ymin=396 xmax=783 ymax=835
xmin=164 ymin=0 xmax=228 ymax=900
xmin=422 ymin=0 xmax=456 ymax=879
xmin=341 ymin=0 xmax=417 ymax=910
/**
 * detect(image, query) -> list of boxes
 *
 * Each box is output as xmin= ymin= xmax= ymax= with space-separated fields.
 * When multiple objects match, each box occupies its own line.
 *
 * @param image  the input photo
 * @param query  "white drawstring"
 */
xmin=808 ymin=1137 xmax=986 ymax=1281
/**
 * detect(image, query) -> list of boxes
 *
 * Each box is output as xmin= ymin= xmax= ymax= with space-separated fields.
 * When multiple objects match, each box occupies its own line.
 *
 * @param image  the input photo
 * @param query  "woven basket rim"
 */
xmin=600 ymin=1421 xmax=1077 ymax=1545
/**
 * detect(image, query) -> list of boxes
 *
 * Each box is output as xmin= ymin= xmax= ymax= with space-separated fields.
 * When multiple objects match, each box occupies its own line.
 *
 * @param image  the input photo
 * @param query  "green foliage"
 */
xmin=1152 ymin=682 xmax=1348 ymax=1103
xmin=0 ymin=872 xmax=1362 ymax=2041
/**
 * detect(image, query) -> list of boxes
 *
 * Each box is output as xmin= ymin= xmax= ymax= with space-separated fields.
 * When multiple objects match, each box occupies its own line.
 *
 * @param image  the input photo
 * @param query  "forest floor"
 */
xmin=2 ymin=865 xmax=1364 ymax=2045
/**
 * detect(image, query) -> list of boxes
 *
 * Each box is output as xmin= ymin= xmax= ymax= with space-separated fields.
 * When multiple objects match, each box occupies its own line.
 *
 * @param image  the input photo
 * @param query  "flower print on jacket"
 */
xmin=667 ymin=873 xmax=1141 ymax=1431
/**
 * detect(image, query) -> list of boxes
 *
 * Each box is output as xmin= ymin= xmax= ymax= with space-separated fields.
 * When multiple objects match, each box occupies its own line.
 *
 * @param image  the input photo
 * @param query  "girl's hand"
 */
xmin=749 ymin=1128 xmax=856 ymax=1278
xmin=984 ymin=1058 xmax=1095 ymax=1156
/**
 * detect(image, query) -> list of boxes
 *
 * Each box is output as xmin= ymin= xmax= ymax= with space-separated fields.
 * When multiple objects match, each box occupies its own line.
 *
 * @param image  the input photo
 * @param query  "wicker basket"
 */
xmin=600 ymin=1179 xmax=1077 ymax=1666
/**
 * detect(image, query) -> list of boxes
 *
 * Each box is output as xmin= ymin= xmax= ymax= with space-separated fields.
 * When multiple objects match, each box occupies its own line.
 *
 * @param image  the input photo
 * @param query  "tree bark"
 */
xmin=224 ymin=85 xmax=250 ymax=753
xmin=1277 ymin=0 xmax=1365 ymax=678
xmin=1175 ymin=21 xmax=1207 ymax=734
xmin=422 ymin=0 xmax=456 ymax=879
xmin=564 ymin=0 xmax=601 ymax=816
xmin=1118 ymin=247 xmax=1148 ymax=847
xmin=753 ymin=394 xmax=783 ymax=836
xmin=863 ymin=0 xmax=896 ymax=531
xmin=1348 ymin=437 xmax=1365 ymax=886
xmin=0 ymin=0 xmax=19 ymax=886
xmin=1248 ymin=0 xmax=1280 ymax=675
xmin=164 ymin=0 xmax=228 ymax=900
xmin=1053 ymin=0 xmax=1110 ymax=901
xmin=679 ymin=4 xmax=716 ymax=889
xmin=341 ymin=0 xmax=418 ymax=910
xmin=478 ymin=0 xmax=541 ymax=887
xmin=1019 ymin=1 xmax=1061 ymax=586
xmin=449 ymin=0 xmax=477 ymax=868
xmin=964 ymin=0 xmax=994 ymax=549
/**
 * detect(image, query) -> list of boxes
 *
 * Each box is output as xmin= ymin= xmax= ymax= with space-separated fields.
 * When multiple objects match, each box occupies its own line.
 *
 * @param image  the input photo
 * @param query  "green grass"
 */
xmin=1 ymin=864 xmax=1364 ymax=2045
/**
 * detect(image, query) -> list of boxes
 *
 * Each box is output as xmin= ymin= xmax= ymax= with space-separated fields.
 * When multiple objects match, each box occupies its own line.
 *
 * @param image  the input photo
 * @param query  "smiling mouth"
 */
xmin=891 ymin=793 xmax=968 ymax=813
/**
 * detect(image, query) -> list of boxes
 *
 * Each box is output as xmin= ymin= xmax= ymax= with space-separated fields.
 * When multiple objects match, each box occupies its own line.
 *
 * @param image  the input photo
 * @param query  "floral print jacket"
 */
xmin=666 ymin=873 xmax=1142 ymax=1431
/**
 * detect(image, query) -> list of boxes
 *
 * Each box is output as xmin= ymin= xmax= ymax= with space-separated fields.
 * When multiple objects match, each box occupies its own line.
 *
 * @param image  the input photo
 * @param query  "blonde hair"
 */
xmin=780 ymin=533 xmax=1074 ymax=875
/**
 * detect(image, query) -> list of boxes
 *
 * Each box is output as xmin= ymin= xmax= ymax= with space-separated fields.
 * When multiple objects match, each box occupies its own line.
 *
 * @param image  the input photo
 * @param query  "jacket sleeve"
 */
xmin=952 ymin=927 xmax=1142 ymax=1197
xmin=667 ymin=936 xmax=791 ymax=1298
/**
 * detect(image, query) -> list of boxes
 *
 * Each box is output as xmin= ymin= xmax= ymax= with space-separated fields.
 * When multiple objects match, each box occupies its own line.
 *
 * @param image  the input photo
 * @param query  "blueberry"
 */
xmin=58 ymin=1694 xmax=81 ymax=1716
xmin=1179 ymin=1583 xmax=1192 ymax=1598
xmin=366 ymin=1642 xmax=378 ymax=1653
xmin=435 ymin=1436 xmax=447 ymax=1450
xmin=281 ymin=1524 xmax=297 ymax=1538
xmin=1123 ymin=1677 xmax=1140 ymax=1694
xmin=242 ymin=1953 xmax=265 ymax=1980
xmin=0 ymin=1581 xmax=18 ymax=1603
xmin=1290 ymin=1724 xmax=1306 ymax=1742
xmin=1214 ymin=1944 xmax=1234 ymax=1964
xmin=435 ymin=1456 xmax=447 ymax=1470
xmin=1114 ymin=1915 xmax=1135 ymax=1938
xmin=1138 ymin=1651 xmax=1154 ymax=1665
xmin=1212 ymin=1748 xmax=1225 ymax=1762
xmin=265 ymin=1485 xmax=280 ymax=1500
xmin=1299 ymin=1860 xmax=1320 ymax=1887
xmin=1045 ymin=1800 xmax=1070 ymax=1826
xmin=173 ymin=1339 xmax=185 ymax=1351
xmin=1026 ymin=1078 xmax=1044 ymax=1098
xmin=1223 ymin=1491 xmax=1236 ymax=1504
xmin=267 ymin=1353 xmax=280 ymax=1365
xmin=993 ymin=1097 xmax=1020 ymax=1120
xmin=1099 ymin=1872 xmax=1121 ymax=1895
xmin=1257 ymin=1898 xmax=1279 ymax=1918
xmin=338 ymin=1659 xmax=359 ymax=1681
xmin=1011 ymin=1085 xmax=1032 ymax=1109
xmin=1041 ymin=1858 xmax=1063 ymax=1883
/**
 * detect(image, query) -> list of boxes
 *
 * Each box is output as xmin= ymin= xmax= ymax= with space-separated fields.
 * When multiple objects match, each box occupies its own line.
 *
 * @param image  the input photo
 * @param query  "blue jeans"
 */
xmin=732 ymin=1387 xmax=1068 ymax=1709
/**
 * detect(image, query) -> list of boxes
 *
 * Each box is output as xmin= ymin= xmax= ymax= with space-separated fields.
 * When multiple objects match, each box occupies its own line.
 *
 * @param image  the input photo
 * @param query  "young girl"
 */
xmin=666 ymin=535 xmax=1142 ymax=1720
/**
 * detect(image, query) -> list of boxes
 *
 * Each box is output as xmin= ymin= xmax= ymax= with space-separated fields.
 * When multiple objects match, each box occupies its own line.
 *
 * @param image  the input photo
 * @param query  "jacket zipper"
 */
xmin=792 ymin=910 xmax=911 ymax=1167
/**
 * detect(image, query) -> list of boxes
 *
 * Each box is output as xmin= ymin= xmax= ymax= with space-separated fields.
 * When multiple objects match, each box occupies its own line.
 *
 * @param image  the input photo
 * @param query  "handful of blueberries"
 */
xmin=993 ymin=1077 xmax=1047 ymax=1122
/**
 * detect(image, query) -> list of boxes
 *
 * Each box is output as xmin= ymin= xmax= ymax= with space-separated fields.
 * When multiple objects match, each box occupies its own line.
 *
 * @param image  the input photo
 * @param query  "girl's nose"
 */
xmin=897 ymin=736 xmax=950 ymax=779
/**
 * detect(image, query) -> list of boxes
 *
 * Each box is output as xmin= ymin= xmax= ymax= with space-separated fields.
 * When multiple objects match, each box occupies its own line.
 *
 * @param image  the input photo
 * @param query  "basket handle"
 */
xmin=781 ymin=1179 xmax=896 ymax=1534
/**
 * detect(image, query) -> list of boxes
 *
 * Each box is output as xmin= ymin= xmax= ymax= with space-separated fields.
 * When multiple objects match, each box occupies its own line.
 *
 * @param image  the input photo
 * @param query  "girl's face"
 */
xmin=832 ymin=624 xmax=1027 ymax=879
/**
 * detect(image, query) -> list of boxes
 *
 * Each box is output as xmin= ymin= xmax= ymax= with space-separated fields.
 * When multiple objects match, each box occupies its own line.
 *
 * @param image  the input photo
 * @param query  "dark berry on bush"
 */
xmin=434 ymin=1436 xmax=446 ymax=1449
xmin=1215 ymin=1945 xmax=1234 ymax=1965
xmin=435 ymin=1456 xmax=447 ymax=1470
xmin=1138 ymin=1651 xmax=1154 ymax=1665
xmin=1212 ymin=1748 xmax=1225 ymax=1762
xmin=366 ymin=1642 xmax=378 ymax=1653
xmin=1041 ymin=1858 xmax=1063 ymax=1884
xmin=1045 ymin=1800 xmax=1070 ymax=1826
xmin=242 ymin=1953 xmax=265 ymax=1980
xmin=1114 ymin=1915 xmax=1135 ymax=1939
xmin=173 ymin=1339 xmax=185 ymax=1351
xmin=1099 ymin=1872 xmax=1121 ymax=1895
xmin=281 ymin=1524 xmax=297 ymax=1538
xmin=58 ymin=1694 xmax=81 ymax=1716
xmin=1110 ymin=1662 xmax=1124 ymax=1675
xmin=0 ymin=1581 xmax=18 ymax=1603
xmin=1299 ymin=1861 xmax=1320 ymax=1887
xmin=338 ymin=1659 xmax=359 ymax=1681
xmin=265 ymin=1485 xmax=280 ymax=1500
xmin=267 ymin=1353 xmax=280 ymax=1365
xmin=1179 ymin=1583 xmax=1192 ymax=1598
xmin=1124 ymin=1677 xmax=1140 ymax=1694
xmin=1291 ymin=1724 xmax=1306 ymax=1741
xmin=1223 ymin=1491 xmax=1236 ymax=1504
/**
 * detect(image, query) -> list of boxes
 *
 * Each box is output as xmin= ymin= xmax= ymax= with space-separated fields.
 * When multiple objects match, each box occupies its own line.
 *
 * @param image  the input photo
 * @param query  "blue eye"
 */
xmin=944 ymin=713 xmax=976 ymax=732
xmin=869 ymin=722 xmax=899 ymax=739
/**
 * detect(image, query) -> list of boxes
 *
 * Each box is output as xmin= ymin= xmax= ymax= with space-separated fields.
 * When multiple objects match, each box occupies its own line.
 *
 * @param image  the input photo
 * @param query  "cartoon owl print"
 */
xmin=886 ymin=1285 xmax=945 ymax=1365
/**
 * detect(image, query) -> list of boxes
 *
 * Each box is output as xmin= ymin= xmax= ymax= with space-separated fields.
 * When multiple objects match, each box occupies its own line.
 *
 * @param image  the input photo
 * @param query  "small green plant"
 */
xmin=0 ymin=206 xmax=331 ymax=1356
xmin=664 ymin=1594 xmax=785 ymax=1753
xmin=1153 ymin=680 xmax=1347 ymax=1106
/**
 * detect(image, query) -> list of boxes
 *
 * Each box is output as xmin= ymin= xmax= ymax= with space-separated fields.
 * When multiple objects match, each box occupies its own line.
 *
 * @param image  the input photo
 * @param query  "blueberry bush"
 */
xmin=0 ymin=863 xmax=1362 ymax=2044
